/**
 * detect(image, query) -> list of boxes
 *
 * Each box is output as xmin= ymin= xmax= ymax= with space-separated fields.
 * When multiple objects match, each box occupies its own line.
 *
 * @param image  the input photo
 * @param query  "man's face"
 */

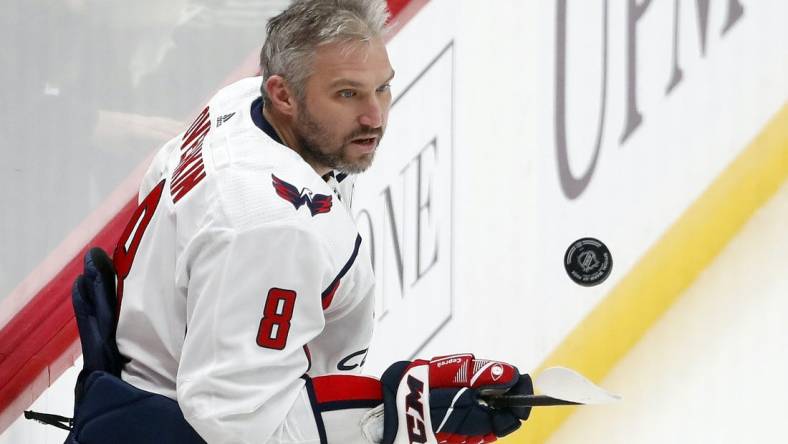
xmin=293 ymin=37 xmax=394 ymax=174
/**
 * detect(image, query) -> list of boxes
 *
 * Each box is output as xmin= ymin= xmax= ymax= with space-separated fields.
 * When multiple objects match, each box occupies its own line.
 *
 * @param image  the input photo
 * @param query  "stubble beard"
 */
xmin=294 ymin=106 xmax=381 ymax=175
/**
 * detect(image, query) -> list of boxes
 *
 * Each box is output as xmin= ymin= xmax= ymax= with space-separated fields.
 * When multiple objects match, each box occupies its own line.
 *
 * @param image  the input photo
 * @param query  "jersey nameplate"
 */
xmin=171 ymin=106 xmax=211 ymax=203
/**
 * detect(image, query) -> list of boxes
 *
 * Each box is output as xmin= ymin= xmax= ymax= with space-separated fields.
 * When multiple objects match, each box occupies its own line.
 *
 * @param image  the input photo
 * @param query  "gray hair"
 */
xmin=260 ymin=0 xmax=391 ymax=106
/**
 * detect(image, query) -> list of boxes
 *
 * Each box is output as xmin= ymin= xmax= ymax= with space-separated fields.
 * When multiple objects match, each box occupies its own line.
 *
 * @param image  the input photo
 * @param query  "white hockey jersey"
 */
xmin=114 ymin=77 xmax=382 ymax=443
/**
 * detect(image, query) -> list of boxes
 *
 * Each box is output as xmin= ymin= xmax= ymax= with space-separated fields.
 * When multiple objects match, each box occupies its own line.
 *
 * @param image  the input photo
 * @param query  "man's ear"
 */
xmin=264 ymin=75 xmax=297 ymax=117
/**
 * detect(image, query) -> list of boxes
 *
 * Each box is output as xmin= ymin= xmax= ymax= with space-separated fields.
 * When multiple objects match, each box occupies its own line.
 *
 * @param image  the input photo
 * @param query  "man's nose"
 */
xmin=358 ymin=96 xmax=384 ymax=128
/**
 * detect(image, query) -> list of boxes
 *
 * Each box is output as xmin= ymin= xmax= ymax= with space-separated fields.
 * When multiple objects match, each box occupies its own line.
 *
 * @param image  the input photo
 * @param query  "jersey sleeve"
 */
xmin=175 ymin=220 xmax=337 ymax=442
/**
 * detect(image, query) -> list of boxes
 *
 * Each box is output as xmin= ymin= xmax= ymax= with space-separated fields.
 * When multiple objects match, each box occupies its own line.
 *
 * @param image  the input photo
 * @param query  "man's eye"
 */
xmin=338 ymin=90 xmax=356 ymax=98
xmin=377 ymin=84 xmax=391 ymax=93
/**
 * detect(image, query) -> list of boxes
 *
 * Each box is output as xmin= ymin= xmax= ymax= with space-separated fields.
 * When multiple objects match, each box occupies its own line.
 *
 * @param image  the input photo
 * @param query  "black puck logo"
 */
xmin=564 ymin=238 xmax=612 ymax=286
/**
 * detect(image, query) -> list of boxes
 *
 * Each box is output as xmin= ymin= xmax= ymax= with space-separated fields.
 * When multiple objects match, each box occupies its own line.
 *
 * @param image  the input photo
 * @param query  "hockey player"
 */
xmin=70 ymin=1 xmax=533 ymax=442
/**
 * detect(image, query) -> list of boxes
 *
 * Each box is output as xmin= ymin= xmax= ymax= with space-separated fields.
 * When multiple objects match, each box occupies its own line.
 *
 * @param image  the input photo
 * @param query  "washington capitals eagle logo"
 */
xmin=272 ymin=174 xmax=333 ymax=216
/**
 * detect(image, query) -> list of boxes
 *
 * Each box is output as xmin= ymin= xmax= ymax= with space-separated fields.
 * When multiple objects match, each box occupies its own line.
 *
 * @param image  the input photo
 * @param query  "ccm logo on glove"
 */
xmin=405 ymin=376 xmax=427 ymax=443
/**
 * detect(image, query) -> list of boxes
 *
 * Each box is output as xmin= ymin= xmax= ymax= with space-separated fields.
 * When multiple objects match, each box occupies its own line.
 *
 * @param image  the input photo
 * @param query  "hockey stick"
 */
xmin=483 ymin=366 xmax=621 ymax=408
xmin=484 ymin=394 xmax=582 ymax=408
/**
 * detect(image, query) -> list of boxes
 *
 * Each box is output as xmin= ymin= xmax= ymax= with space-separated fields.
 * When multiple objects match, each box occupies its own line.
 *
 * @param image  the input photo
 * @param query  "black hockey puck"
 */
xmin=564 ymin=238 xmax=612 ymax=287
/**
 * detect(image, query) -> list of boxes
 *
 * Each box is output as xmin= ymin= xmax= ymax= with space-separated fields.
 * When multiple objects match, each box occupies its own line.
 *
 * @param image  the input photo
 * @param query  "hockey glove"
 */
xmin=379 ymin=354 xmax=532 ymax=443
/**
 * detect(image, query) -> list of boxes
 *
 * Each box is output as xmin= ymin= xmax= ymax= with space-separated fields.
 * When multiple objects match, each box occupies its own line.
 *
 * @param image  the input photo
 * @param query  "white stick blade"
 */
xmin=535 ymin=367 xmax=621 ymax=405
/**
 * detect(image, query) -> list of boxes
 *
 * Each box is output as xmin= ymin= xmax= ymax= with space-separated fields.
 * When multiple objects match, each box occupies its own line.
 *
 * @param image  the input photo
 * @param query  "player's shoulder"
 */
xmin=209 ymin=76 xmax=262 ymax=110
xmin=215 ymin=160 xmax=341 ymax=230
xmin=199 ymin=138 xmax=340 ymax=237
xmin=165 ymin=77 xmax=353 ymax=240
xmin=202 ymin=76 xmax=263 ymax=142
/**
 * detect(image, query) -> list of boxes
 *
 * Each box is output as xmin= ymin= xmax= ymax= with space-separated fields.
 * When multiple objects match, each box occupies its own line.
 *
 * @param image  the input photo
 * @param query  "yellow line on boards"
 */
xmin=506 ymin=103 xmax=788 ymax=443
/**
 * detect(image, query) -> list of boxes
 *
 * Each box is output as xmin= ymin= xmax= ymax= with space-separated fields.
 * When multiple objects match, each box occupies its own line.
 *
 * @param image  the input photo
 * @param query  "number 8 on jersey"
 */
xmin=256 ymin=288 xmax=297 ymax=350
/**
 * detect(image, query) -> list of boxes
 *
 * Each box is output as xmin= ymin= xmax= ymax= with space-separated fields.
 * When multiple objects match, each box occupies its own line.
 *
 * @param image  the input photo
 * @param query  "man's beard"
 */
xmin=294 ymin=106 xmax=382 ymax=174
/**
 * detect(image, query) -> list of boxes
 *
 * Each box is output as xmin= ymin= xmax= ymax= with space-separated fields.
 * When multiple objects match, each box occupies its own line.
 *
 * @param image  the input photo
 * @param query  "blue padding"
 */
xmin=67 ymin=248 xmax=205 ymax=443
xmin=67 ymin=371 xmax=205 ymax=444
